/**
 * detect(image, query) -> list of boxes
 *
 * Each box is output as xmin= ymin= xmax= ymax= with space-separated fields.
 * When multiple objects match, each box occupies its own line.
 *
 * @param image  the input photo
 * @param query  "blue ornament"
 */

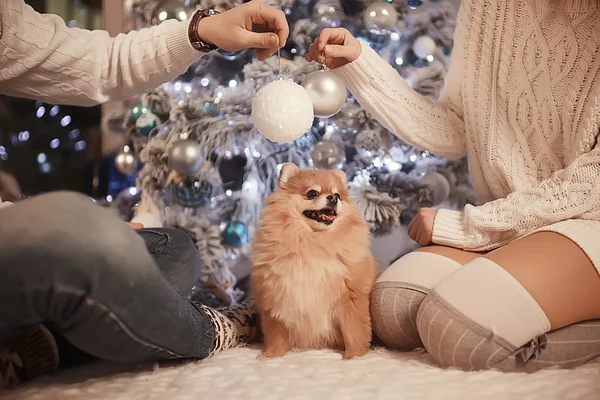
xmin=408 ymin=0 xmax=423 ymax=7
xmin=173 ymin=177 xmax=212 ymax=208
xmin=129 ymin=102 xmax=154 ymax=124
xmin=202 ymin=101 xmax=219 ymax=116
xmin=135 ymin=112 xmax=160 ymax=136
xmin=223 ymin=221 xmax=248 ymax=247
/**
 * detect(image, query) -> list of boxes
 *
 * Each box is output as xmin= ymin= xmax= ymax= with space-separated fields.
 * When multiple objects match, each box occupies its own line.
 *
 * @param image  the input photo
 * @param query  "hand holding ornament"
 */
xmin=306 ymin=28 xmax=362 ymax=69
xmin=196 ymin=0 xmax=289 ymax=61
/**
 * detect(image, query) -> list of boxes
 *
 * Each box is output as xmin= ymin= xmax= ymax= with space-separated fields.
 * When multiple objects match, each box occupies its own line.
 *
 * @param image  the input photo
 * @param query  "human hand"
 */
xmin=197 ymin=0 xmax=289 ymax=60
xmin=305 ymin=28 xmax=362 ymax=69
xmin=408 ymin=208 xmax=438 ymax=246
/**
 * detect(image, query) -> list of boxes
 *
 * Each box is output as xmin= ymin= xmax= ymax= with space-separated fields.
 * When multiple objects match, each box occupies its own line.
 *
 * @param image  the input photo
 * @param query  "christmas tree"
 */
xmin=104 ymin=0 xmax=476 ymax=305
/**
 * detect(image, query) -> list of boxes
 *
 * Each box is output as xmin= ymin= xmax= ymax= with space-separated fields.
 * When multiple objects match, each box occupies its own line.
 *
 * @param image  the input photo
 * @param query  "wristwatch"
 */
xmin=188 ymin=9 xmax=220 ymax=52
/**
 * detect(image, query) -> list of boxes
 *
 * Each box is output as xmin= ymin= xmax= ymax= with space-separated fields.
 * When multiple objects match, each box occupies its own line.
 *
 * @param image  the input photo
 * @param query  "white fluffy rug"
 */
xmin=3 ymin=346 xmax=600 ymax=400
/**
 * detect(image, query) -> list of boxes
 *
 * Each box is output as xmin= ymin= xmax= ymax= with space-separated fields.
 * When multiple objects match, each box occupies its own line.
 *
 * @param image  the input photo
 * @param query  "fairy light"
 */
xmin=36 ymin=106 xmax=46 ymax=118
xmin=50 ymin=105 xmax=59 ymax=116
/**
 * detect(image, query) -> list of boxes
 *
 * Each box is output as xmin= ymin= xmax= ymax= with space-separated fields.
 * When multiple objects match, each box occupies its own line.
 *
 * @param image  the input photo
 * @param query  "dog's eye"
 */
xmin=307 ymin=190 xmax=319 ymax=199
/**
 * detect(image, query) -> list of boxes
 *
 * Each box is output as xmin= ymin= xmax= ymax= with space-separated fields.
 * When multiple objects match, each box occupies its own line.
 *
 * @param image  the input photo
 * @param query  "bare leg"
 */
xmin=487 ymin=232 xmax=600 ymax=329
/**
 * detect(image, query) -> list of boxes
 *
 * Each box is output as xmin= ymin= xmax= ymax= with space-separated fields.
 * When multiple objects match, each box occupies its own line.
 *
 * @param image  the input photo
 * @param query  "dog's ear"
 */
xmin=279 ymin=163 xmax=300 ymax=186
xmin=332 ymin=169 xmax=347 ymax=185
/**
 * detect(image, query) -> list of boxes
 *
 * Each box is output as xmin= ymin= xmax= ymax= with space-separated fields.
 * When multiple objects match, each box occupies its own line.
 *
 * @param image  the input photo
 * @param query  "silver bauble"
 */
xmin=301 ymin=70 xmax=347 ymax=119
xmin=115 ymin=147 xmax=139 ymax=175
xmin=311 ymin=140 xmax=346 ymax=170
xmin=313 ymin=0 xmax=343 ymax=28
xmin=168 ymin=139 xmax=204 ymax=175
xmin=151 ymin=0 xmax=195 ymax=25
xmin=363 ymin=1 xmax=399 ymax=31
xmin=420 ymin=171 xmax=451 ymax=206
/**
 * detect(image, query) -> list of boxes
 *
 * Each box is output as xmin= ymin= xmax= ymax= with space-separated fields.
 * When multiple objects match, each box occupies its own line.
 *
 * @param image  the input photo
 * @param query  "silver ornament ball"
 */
xmin=311 ymin=140 xmax=346 ymax=170
xmin=363 ymin=1 xmax=399 ymax=31
xmin=313 ymin=0 xmax=343 ymax=28
xmin=301 ymin=70 xmax=347 ymax=119
xmin=115 ymin=147 xmax=138 ymax=175
xmin=420 ymin=171 xmax=451 ymax=206
xmin=168 ymin=139 xmax=204 ymax=175
xmin=413 ymin=35 xmax=437 ymax=59
xmin=151 ymin=0 xmax=195 ymax=25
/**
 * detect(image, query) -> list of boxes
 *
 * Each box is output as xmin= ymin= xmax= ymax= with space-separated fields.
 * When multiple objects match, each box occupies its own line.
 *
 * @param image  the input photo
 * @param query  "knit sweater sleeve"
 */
xmin=433 ymin=124 xmax=600 ymax=252
xmin=0 ymin=0 xmax=199 ymax=106
xmin=332 ymin=3 xmax=469 ymax=160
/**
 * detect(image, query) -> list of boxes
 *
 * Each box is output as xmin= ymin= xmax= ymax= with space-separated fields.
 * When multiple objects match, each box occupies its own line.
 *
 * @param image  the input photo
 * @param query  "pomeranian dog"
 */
xmin=251 ymin=163 xmax=378 ymax=359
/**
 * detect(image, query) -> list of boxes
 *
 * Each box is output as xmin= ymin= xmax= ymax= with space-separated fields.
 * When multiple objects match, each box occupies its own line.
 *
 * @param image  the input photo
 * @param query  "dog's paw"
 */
xmin=343 ymin=347 xmax=369 ymax=360
xmin=257 ymin=349 xmax=287 ymax=360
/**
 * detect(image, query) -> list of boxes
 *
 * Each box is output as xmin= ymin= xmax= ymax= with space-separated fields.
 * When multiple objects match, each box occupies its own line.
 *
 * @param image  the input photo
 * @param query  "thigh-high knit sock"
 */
xmin=371 ymin=252 xmax=461 ymax=350
xmin=417 ymin=258 xmax=600 ymax=372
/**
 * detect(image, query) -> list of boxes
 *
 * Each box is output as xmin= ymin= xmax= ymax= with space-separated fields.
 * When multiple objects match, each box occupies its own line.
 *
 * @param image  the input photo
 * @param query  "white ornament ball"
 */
xmin=363 ymin=1 xmax=398 ymax=31
xmin=301 ymin=70 xmax=347 ymax=119
xmin=252 ymin=79 xmax=315 ymax=143
xmin=413 ymin=35 xmax=437 ymax=59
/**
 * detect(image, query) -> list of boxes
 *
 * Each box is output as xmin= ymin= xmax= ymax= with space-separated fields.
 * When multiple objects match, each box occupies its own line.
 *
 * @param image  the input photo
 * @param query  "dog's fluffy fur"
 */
xmin=251 ymin=163 xmax=378 ymax=359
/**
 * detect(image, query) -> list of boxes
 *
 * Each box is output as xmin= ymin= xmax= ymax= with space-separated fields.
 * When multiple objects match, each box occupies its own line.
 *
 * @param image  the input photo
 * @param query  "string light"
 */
xmin=40 ymin=162 xmax=52 ymax=173
xmin=37 ymin=153 xmax=47 ymax=164
xmin=74 ymin=140 xmax=86 ymax=151
xmin=60 ymin=115 xmax=71 ymax=127
xmin=50 ymin=138 xmax=60 ymax=149
xmin=426 ymin=54 xmax=435 ymax=62
xmin=18 ymin=131 xmax=30 ymax=142
xmin=200 ymin=78 xmax=210 ymax=87
xmin=36 ymin=106 xmax=45 ymax=118
xmin=69 ymin=129 xmax=80 ymax=139
xmin=409 ymin=154 xmax=418 ymax=162
xmin=50 ymin=105 xmax=59 ymax=117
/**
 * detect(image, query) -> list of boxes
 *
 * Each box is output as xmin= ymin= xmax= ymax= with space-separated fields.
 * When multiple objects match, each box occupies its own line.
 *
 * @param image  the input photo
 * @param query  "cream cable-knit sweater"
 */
xmin=335 ymin=0 xmax=600 ymax=252
xmin=0 ymin=0 xmax=198 ymax=105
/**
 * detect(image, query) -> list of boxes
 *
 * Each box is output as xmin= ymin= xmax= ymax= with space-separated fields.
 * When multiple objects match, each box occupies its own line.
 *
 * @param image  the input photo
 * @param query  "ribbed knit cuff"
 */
xmin=164 ymin=19 xmax=201 ymax=70
xmin=432 ymin=209 xmax=467 ymax=248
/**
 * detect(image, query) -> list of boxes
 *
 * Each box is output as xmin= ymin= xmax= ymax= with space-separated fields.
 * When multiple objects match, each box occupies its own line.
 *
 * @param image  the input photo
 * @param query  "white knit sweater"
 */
xmin=335 ymin=0 xmax=600 ymax=252
xmin=0 ymin=0 xmax=198 ymax=105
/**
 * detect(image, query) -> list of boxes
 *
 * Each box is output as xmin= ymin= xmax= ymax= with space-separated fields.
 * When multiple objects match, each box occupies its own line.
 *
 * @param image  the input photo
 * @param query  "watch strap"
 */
xmin=188 ymin=9 xmax=220 ymax=52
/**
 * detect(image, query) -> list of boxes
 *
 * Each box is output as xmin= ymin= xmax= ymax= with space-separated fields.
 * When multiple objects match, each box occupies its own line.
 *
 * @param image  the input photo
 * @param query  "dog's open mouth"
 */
xmin=303 ymin=208 xmax=337 ymax=225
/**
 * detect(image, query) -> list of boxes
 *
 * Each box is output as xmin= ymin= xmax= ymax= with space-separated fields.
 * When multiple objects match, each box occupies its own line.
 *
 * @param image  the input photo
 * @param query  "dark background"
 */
xmin=0 ymin=0 xmax=107 ymax=197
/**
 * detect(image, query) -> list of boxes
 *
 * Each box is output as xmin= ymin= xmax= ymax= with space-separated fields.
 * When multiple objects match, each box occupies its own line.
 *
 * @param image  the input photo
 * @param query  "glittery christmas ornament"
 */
xmin=115 ymin=146 xmax=138 ymax=175
xmin=301 ymin=69 xmax=347 ymax=118
xmin=173 ymin=177 xmax=213 ymax=208
xmin=413 ymin=35 xmax=437 ymax=59
xmin=252 ymin=79 xmax=314 ymax=143
xmin=363 ymin=1 xmax=398 ymax=31
xmin=223 ymin=221 xmax=248 ymax=247
xmin=168 ymin=139 xmax=204 ymax=175
xmin=311 ymin=140 xmax=346 ymax=170
xmin=135 ymin=112 xmax=160 ymax=136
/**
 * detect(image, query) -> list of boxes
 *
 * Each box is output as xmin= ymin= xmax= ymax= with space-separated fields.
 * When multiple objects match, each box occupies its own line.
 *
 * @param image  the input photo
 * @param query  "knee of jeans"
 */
xmin=371 ymin=283 xmax=425 ymax=351
xmin=2 ymin=191 xmax=149 ymax=285
xmin=147 ymin=228 xmax=201 ymax=282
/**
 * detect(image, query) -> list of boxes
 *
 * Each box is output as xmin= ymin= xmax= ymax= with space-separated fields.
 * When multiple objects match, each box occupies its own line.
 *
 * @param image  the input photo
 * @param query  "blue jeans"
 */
xmin=0 ymin=192 xmax=215 ymax=362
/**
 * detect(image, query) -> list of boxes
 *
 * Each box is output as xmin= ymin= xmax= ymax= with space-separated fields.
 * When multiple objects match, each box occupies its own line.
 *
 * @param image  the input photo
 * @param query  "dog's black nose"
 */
xmin=327 ymin=194 xmax=338 ymax=204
